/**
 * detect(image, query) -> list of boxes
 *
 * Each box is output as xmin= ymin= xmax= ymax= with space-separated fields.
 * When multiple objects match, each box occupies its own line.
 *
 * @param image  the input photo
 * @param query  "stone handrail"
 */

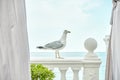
xmin=30 ymin=38 xmax=101 ymax=80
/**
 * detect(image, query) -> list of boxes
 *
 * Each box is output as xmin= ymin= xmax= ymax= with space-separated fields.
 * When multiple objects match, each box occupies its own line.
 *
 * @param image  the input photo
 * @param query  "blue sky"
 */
xmin=25 ymin=0 xmax=112 ymax=52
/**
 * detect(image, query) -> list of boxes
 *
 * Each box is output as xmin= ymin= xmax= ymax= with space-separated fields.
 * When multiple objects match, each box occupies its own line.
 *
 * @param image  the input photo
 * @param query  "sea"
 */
xmin=30 ymin=52 xmax=107 ymax=80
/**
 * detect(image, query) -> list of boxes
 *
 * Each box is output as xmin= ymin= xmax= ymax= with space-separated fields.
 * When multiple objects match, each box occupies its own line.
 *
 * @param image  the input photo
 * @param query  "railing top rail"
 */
xmin=30 ymin=58 xmax=101 ymax=64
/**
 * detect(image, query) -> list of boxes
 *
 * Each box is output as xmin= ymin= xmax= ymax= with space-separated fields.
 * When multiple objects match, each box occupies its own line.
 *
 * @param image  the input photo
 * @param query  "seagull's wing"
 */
xmin=45 ymin=41 xmax=64 ymax=49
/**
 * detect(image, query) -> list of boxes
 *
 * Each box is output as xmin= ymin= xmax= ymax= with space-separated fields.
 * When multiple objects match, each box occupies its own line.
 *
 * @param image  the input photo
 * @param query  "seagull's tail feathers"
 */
xmin=36 ymin=46 xmax=46 ymax=49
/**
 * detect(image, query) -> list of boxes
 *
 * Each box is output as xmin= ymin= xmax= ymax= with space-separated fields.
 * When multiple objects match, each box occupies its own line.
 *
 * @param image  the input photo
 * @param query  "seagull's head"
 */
xmin=64 ymin=30 xmax=71 ymax=34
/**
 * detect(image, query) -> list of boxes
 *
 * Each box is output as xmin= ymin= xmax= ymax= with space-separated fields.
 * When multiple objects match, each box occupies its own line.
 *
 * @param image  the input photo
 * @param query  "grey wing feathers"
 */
xmin=45 ymin=41 xmax=64 ymax=49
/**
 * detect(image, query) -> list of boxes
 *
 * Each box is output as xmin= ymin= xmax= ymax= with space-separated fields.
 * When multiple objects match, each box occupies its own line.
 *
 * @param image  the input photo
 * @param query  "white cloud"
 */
xmin=26 ymin=0 xmax=93 ymax=29
xmin=82 ymin=0 xmax=103 ymax=11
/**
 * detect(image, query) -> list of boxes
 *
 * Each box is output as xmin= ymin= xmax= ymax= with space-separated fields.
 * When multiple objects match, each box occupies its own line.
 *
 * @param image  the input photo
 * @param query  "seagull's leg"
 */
xmin=55 ymin=50 xmax=58 ymax=58
xmin=57 ymin=51 xmax=64 ymax=59
xmin=55 ymin=50 xmax=64 ymax=59
xmin=57 ymin=51 xmax=60 ymax=58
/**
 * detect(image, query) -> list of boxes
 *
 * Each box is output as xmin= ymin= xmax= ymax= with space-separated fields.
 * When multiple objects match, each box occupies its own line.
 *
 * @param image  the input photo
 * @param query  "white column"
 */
xmin=72 ymin=68 xmax=80 ymax=80
xmin=83 ymin=64 xmax=100 ymax=80
xmin=83 ymin=38 xmax=101 ymax=80
xmin=59 ymin=68 xmax=68 ymax=80
xmin=103 ymin=35 xmax=110 ymax=52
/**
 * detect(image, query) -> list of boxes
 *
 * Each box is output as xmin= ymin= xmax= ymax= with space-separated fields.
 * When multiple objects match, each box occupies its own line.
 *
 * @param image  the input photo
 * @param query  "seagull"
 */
xmin=37 ymin=30 xmax=71 ymax=59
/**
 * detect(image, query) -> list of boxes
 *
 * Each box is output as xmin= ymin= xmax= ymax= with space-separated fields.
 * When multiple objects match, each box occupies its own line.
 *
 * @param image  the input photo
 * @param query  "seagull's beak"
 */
xmin=64 ymin=30 xmax=71 ymax=33
xmin=68 ymin=31 xmax=71 ymax=33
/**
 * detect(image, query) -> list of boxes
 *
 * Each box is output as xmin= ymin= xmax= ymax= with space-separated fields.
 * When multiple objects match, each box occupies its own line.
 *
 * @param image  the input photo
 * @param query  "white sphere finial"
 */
xmin=84 ymin=38 xmax=97 ymax=53
xmin=84 ymin=38 xmax=98 ymax=59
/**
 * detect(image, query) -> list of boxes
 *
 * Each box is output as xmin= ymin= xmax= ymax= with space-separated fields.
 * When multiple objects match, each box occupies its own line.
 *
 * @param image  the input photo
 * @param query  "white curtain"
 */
xmin=105 ymin=0 xmax=120 ymax=80
xmin=0 ymin=0 xmax=30 ymax=80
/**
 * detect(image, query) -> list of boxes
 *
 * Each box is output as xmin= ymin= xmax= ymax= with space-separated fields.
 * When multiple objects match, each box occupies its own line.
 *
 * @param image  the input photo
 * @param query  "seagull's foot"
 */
xmin=57 ymin=57 xmax=64 ymax=59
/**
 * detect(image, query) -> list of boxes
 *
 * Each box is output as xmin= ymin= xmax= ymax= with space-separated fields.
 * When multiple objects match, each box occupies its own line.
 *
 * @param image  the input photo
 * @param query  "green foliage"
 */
xmin=31 ymin=64 xmax=55 ymax=80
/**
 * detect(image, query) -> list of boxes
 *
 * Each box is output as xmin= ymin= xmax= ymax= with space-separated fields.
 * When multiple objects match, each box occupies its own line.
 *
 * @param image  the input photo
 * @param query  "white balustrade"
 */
xmin=59 ymin=68 xmax=67 ymax=80
xmin=30 ymin=38 xmax=101 ymax=80
xmin=83 ymin=38 xmax=101 ymax=80
xmin=72 ymin=68 xmax=80 ymax=80
xmin=104 ymin=35 xmax=110 ymax=50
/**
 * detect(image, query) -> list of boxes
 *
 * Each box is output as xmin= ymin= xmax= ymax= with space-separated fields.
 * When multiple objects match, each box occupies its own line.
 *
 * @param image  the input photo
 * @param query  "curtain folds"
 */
xmin=106 ymin=0 xmax=120 ymax=80
xmin=0 ymin=0 xmax=30 ymax=80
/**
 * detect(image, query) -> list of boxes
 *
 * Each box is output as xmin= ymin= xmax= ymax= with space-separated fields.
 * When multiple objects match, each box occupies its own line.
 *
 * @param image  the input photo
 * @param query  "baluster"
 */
xmin=83 ymin=38 xmax=101 ymax=80
xmin=72 ymin=68 xmax=80 ymax=80
xmin=59 ymin=68 xmax=68 ymax=80
xmin=104 ymin=35 xmax=110 ymax=52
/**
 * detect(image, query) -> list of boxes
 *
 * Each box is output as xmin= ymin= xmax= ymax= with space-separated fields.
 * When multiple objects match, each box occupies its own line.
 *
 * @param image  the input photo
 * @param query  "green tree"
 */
xmin=31 ymin=64 xmax=55 ymax=80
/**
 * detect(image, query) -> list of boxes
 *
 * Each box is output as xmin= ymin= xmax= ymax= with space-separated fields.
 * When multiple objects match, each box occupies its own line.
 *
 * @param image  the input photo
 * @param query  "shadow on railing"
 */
xmin=30 ymin=38 xmax=101 ymax=80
